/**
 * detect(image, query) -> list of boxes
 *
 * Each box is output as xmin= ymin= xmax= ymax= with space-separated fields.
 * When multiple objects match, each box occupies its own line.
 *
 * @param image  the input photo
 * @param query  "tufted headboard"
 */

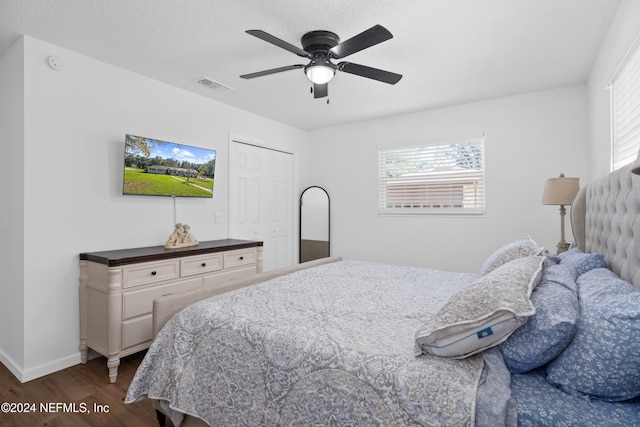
xmin=571 ymin=151 xmax=640 ymax=289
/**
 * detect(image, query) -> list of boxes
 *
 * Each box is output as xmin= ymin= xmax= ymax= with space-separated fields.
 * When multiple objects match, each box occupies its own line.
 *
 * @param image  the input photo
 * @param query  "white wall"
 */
xmin=3 ymin=36 xmax=309 ymax=381
xmin=0 ymin=38 xmax=26 ymax=379
xmin=307 ymin=86 xmax=590 ymax=273
xmin=588 ymin=0 xmax=640 ymax=180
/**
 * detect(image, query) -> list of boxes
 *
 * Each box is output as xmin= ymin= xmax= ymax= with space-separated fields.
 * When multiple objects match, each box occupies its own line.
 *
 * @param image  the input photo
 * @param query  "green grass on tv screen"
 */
xmin=123 ymin=168 xmax=214 ymax=197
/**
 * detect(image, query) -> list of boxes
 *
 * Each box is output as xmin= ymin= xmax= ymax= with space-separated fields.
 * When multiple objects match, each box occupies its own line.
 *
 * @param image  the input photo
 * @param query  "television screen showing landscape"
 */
xmin=123 ymin=134 xmax=216 ymax=198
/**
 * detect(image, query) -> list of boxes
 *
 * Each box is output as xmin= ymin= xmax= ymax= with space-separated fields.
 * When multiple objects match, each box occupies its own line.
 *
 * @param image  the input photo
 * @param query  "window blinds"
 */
xmin=611 ymin=34 xmax=640 ymax=171
xmin=378 ymin=138 xmax=485 ymax=215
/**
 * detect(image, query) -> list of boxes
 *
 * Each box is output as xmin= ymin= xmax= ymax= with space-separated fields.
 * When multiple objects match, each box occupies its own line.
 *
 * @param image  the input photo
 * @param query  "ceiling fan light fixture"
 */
xmin=305 ymin=64 xmax=335 ymax=84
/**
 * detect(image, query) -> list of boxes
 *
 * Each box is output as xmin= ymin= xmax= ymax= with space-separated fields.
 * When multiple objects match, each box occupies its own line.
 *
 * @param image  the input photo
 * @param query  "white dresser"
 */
xmin=79 ymin=239 xmax=263 ymax=383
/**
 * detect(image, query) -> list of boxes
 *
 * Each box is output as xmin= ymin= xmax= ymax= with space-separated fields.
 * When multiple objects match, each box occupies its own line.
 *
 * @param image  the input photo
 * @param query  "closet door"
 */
xmin=229 ymin=141 xmax=294 ymax=271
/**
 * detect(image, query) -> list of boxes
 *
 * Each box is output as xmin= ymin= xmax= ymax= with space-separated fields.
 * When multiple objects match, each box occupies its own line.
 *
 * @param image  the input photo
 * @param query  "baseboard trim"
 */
xmin=22 ymin=353 xmax=81 ymax=383
xmin=0 ymin=349 xmax=24 ymax=382
xmin=1 ymin=351 xmax=81 ymax=383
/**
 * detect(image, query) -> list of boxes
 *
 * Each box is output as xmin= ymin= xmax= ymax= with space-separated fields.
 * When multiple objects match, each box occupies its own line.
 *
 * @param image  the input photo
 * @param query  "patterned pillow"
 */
xmin=558 ymin=248 xmax=607 ymax=280
xmin=545 ymin=268 xmax=640 ymax=401
xmin=416 ymin=255 xmax=544 ymax=358
xmin=544 ymin=253 xmax=560 ymax=266
xmin=499 ymin=264 xmax=578 ymax=373
xmin=480 ymin=237 xmax=543 ymax=276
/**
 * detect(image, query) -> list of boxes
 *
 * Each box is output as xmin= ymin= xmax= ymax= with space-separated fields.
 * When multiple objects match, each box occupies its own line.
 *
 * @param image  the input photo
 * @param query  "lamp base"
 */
xmin=556 ymin=241 xmax=570 ymax=254
xmin=555 ymin=204 xmax=570 ymax=255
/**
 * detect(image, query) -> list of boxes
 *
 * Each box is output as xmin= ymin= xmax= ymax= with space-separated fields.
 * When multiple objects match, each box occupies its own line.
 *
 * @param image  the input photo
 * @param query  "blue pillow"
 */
xmin=558 ymin=248 xmax=606 ymax=280
xmin=545 ymin=268 xmax=640 ymax=401
xmin=499 ymin=264 xmax=578 ymax=373
xmin=543 ymin=253 xmax=560 ymax=269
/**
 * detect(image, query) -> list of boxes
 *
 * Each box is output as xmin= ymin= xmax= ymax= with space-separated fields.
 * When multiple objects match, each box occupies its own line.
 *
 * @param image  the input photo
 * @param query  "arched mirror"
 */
xmin=300 ymin=186 xmax=330 ymax=262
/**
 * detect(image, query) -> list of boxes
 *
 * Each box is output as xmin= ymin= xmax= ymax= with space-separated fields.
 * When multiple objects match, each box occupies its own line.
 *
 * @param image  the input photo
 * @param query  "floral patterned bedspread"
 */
xmin=125 ymin=260 xmax=485 ymax=426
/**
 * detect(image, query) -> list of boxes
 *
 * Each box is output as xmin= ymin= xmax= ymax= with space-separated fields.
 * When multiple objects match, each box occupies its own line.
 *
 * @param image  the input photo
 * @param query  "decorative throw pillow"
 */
xmin=416 ymin=255 xmax=544 ymax=358
xmin=545 ymin=268 xmax=640 ymax=401
xmin=558 ymin=248 xmax=607 ymax=280
xmin=544 ymin=253 xmax=560 ymax=266
xmin=499 ymin=264 xmax=578 ymax=373
xmin=480 ymin=237 xmax=543 ymax=276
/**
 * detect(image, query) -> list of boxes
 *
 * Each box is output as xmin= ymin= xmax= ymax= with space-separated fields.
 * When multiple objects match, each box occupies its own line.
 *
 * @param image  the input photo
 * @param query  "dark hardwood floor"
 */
xmin=0 ymin=352 xmax=163 ymax=427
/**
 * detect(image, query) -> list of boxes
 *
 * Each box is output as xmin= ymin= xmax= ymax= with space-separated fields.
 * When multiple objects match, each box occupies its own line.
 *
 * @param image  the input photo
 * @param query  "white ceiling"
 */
xmin=0 ymin=0 xmax=619 ymax=130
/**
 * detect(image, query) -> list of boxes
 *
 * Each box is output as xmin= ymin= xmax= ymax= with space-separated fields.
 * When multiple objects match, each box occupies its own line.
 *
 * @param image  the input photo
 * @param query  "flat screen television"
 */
xmin=123 ymin=134 xmax=216 ymax=198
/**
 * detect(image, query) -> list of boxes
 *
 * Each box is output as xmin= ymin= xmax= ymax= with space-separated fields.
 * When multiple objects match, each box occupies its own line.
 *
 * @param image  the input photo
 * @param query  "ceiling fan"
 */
xmin=240 ymin=24 xmax=402 ymax=99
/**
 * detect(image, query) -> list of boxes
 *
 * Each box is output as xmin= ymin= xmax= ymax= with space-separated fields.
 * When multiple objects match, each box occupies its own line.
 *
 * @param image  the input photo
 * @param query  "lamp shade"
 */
xmin=542 ymin=174 xmax=580 ymax=205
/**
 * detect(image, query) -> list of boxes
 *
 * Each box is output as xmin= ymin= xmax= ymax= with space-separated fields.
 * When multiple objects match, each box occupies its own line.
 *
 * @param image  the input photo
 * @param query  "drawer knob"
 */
xmin=201 ymin=262 xmax=207 ymax=267
xmin=151 ymin=271 xmax=157 ymax=276
xmin=239 ymin=256 xmax=244 ymax=260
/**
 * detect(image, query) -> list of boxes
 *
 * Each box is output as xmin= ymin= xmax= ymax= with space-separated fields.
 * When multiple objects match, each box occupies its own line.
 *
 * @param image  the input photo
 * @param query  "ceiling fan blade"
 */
xmin=329 ymin=25 xmax=393 ymax=59
xmin=337 ymin=62 xmax=402 ymax=84
xmin=246 ymin=30 xmax=310 ymax=58
xmin=313 ymin=83 xmax=328 ymax=98
xmin=240 ymin=64 xmax=304 ymax=79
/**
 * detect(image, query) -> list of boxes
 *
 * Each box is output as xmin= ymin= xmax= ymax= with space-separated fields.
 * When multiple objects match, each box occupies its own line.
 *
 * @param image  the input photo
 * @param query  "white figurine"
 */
xmin=181 ymin=224 xmax=199 ymax=246
xmin=165 ymin=223 xmax=198 ymax=248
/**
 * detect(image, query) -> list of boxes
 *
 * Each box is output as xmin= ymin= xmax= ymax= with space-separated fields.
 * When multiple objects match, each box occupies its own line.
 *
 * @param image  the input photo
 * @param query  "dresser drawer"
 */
xmin=203 ymin=265 xmax=257 ymax=288
xmin=122 ymin=260 xmax=180 ymax=288
xmin=223 ymin=248 xmax=257 ymax=269
xmin=181 ymin=253 xmax=223 ymax=277
xmin=122 ymin=277 xmax=202 ymax=320
xmin=122 ymin=314 xmax=152 ymax=349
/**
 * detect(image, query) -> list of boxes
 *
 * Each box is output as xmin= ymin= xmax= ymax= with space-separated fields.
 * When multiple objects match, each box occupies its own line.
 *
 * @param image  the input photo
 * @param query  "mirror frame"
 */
xmin=299 ymin=186 xmax=330 ymax=262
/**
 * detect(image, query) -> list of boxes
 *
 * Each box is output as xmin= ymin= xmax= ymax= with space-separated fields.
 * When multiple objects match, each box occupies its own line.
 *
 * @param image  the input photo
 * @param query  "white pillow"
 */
xmin=480 ymin=236 xmax=543 ymax=276
xmin=415 ymin=255 xmax=544 ymax=358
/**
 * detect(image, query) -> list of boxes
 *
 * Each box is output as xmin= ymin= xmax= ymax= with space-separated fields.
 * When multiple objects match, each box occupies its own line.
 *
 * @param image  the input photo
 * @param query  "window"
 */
xmin=378 ymin=138 xmax=485 ymax=215
xmin=611 ymin=34 xmax=640 ymax=171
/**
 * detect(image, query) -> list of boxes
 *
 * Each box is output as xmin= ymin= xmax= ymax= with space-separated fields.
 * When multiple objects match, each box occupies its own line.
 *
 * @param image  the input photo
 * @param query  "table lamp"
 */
xmin=542 ymin=173 xmax=580 ymax=254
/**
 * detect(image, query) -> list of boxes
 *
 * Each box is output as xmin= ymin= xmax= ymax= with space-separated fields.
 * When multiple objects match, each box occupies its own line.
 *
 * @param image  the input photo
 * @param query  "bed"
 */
xmin=125 ymin=152 xmax=640 ymax=426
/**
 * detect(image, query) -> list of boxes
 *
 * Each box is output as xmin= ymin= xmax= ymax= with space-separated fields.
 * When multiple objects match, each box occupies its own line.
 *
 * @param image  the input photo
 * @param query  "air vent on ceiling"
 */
xmin=195 ymin=77 xmax=233 ymax=91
